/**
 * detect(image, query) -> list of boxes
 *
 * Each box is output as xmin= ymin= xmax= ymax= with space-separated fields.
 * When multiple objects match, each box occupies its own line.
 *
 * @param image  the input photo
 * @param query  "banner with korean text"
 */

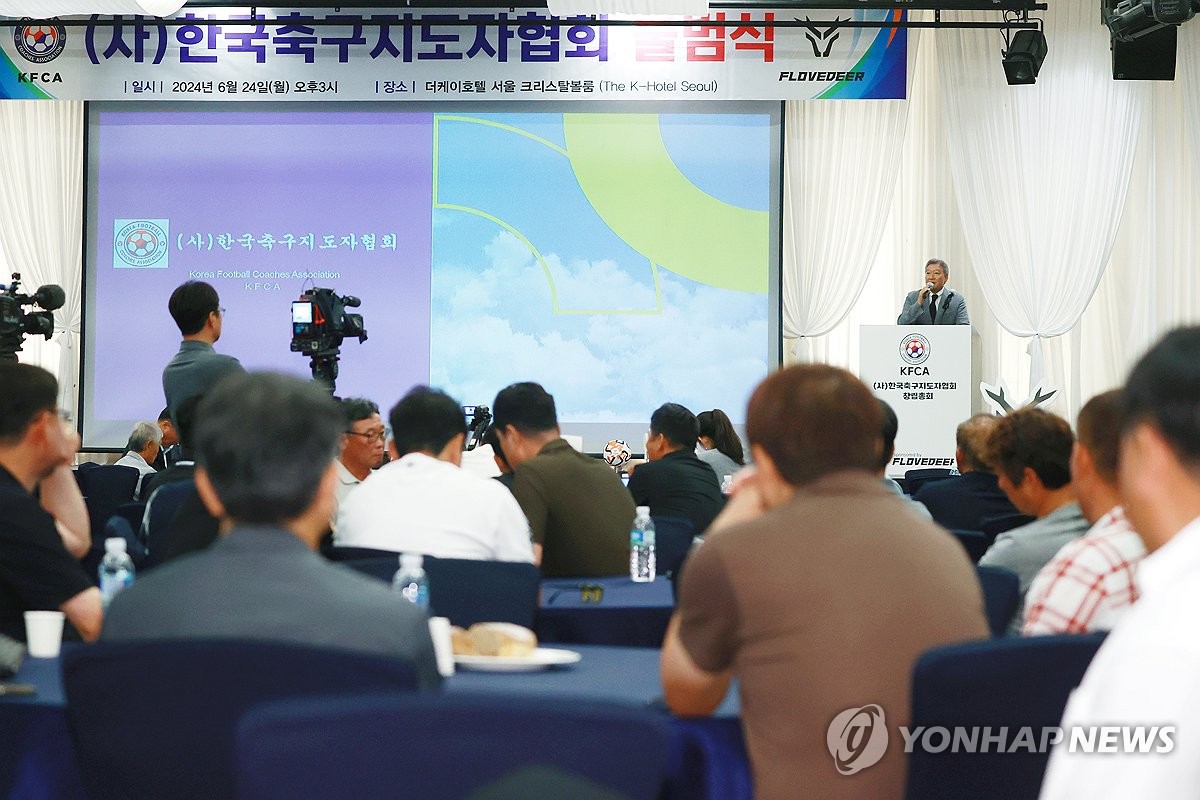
xmin=861 ymin=325 xmax=973 ymax=479
xmin=0 ymin=7 xmax=906 ymax=101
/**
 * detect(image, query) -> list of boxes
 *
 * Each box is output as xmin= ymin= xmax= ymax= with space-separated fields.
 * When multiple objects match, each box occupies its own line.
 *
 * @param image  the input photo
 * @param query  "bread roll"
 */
xmin=467 ymin=622 xmax=537 ymax=657
xmin=450 ymin=625 xmax=477 ymax=656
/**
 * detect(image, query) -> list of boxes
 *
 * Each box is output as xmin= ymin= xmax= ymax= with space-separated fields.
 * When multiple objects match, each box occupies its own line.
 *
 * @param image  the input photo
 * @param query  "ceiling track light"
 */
xmin=1000 ymin=21 xmax=1047 ymax=85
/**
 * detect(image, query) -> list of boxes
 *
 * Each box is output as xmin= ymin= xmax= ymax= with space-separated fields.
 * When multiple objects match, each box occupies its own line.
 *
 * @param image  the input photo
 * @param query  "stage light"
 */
xmin=1001 ymin=29 xmax=1048 ymax=85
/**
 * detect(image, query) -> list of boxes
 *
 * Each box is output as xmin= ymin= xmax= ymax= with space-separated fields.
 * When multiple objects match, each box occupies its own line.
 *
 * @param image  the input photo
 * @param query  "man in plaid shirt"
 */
xmin=1022 ymin=390 xmax=1146 ymax=635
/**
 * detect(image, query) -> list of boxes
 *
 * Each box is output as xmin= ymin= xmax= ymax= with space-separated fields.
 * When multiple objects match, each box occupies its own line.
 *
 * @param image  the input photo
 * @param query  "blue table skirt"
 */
xmin=1 ymin=644 xmax=748 ymax=800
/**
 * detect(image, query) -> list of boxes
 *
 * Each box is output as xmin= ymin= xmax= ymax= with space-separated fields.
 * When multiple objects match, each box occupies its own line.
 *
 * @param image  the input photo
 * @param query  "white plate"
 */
xmin=454 ymin=647 xmax=582 ymax=672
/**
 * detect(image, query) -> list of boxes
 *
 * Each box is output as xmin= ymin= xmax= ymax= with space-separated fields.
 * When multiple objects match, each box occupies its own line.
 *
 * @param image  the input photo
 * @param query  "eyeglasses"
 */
xmin=347 ymin=428 xmax=387 ymax=443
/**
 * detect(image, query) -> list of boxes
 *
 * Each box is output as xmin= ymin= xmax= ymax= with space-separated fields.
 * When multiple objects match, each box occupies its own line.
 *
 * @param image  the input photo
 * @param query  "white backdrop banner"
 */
xmin=0 ymin=7 xmax=907 ymax=101
xmin=860 ymin=325 xmax=972 ymax=478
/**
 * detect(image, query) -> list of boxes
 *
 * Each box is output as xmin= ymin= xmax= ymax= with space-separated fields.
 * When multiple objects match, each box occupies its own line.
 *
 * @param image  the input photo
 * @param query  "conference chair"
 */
xmin=980 ymin=512 xmax=1037 ymax=542
xmin=62 ymin=639 xmax=418 ymax=800
xmin=78 ymin=502 xmax=148 ymax=581
xmin=905 ymin=632 xmax=1107 ymax=800
xmin=951 ymin=529 xmax=990 ymax=563
xmin=975 ymin=565 xmax=1021 ymax=637
xmin=234 ymin=692 xmax=672 ymax=800
xmin=77 ymin=465 xmax=140 ymax=543
xmin=324 ymin=545 xmax=398 ymax=562
xmin=140 ymin=481 xmax=194 ymax=570
xmin=651 ymin=514 xmax=698 ymax=579
xmin=904 ymin=468 xmax=956 ymax=496
xmin=333 ymin=552 xmax=541 ymax=628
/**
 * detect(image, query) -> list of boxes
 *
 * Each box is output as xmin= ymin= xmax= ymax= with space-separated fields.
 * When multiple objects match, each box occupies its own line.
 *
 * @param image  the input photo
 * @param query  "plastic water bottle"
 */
xmin=98 ymin=537 xmax=135 ymax=609
xmin=392 ymin=553 xmax=430 ymax=609
xmin=630 ymin=506 xmax=656 ymax=582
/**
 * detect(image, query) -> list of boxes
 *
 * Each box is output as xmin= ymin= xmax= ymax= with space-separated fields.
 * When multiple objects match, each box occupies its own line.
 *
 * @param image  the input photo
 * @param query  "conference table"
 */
xmin=0 ymin=644 xmax=750 ymax=800
xmin=536 ymin=575 xmax=676 ymax=648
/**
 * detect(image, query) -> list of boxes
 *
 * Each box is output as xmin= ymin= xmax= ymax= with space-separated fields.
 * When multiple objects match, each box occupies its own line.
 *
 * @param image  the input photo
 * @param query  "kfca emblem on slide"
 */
xmin=113 ymin=219 xmax=170 ymax=269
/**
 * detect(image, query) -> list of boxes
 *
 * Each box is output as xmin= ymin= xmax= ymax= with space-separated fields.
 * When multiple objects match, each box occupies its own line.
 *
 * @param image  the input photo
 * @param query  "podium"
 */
xmin=860 ymin=326 xmax=973 ymax=479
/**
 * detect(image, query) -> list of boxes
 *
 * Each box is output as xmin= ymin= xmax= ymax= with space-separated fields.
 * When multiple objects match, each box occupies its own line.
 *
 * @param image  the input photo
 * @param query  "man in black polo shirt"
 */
xmin=628 ymin=403 xmax=725 ymax=534
xmin=0 ymin=363 xmax=102 ymax=643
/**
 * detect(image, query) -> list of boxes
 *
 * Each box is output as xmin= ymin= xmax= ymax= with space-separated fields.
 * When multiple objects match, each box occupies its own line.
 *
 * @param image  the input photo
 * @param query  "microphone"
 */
xmin=33 ymin=284 xmax=66 ymax=311
xmin=926 ymin=282 xmax=934 ymax=291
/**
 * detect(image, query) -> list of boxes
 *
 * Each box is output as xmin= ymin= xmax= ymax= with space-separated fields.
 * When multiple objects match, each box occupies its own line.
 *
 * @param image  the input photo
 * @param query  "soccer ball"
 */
xmin=125 ymin=229 xmax=159 ymax=259
xmin=603 ymin=439 xmax=632 ymax=469
xmin=23 ymin=26 xmax=58 ymax=55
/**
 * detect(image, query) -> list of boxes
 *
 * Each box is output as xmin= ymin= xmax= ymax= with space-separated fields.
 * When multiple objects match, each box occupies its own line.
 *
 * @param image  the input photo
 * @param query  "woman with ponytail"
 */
xmin=696 ymin=408 xmax=746 ymax=483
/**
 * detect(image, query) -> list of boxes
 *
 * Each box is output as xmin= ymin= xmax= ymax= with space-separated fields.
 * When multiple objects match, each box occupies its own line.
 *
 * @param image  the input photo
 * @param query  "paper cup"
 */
xmin=428 ymin=616 xmax=456 ymax=677
xmin=24 ymin=610 xmax=65 ymax=658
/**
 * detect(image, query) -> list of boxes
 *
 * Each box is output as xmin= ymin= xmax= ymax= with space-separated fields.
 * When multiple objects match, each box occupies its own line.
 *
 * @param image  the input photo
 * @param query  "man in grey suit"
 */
xmin=897 ymin=258 xmax=970 ymax=325
xmin=103 ymin=371 xmax=440 ymax=689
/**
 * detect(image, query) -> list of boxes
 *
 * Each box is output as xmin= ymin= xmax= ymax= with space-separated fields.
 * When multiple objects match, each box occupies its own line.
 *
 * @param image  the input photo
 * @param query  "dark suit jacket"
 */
xmin=912 ymin=471 xmax=1019 ymax=532
xmin=627 ymin=449 xmax=725 ymax=534
xmin=897 ymin=288 xmax=970 ymax=325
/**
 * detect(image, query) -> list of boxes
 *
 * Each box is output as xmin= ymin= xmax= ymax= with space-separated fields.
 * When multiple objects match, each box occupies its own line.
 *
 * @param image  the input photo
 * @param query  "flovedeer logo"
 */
xmin=801 ymin=17 xmax=846 ymax=58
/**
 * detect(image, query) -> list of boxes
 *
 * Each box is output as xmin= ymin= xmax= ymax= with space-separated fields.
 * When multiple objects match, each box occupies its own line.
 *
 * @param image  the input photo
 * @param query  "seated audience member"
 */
xmin=877 ymin=400 xmax=932 ymax=520
xmin=913 ymin=414 xmax=1020 ymax=531
xmin=662 ymin=365 xmax=987 ymax=800
xmin=696 ymin=408 xmax=746 ymax=483
xmin=1040 ymin=327 xmax=1200 ymax=798
xmin=492 ymin=382 xmax=634 ymax=577
xmin=113 ymin=420 xmax=161 ymax=498
xmin=1023 ymin=390 xmax=1145 ymax=635
xmin=334 ymin=387 xmax=533 ymax=563
xmin=333 ymin=397 xmax=386 ymax=523
xmin=161 ymin=280 xmax=244 ymax=425
xmin=139 ymin=394 xmax=201 ymax=502
xmin=150 ymin=407 xmax=180 ymax=471
xmin=628 ymin=403 xmax=725 ymax=533
xmin=0 ymin=363 xmax=102 ymax=642
xmin=978 ymin=407 xmax=1088 ymax=633
xmin=102 ymin=372 xmax=440 ymax=688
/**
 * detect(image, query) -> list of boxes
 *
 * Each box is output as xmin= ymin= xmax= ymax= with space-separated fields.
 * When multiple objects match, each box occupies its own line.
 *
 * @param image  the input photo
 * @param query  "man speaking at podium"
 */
xmin=897 ymin=258 xmax=970 ymax=326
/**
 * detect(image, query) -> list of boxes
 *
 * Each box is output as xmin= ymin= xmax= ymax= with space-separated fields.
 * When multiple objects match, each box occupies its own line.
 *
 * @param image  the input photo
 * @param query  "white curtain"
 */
xmin=0 ymin=101 xmax=84 ymax=411
xmin=937 ymin=5 xmax=1146 ymax=387
xmin=781 ymin=99 xmax=909 ymax=360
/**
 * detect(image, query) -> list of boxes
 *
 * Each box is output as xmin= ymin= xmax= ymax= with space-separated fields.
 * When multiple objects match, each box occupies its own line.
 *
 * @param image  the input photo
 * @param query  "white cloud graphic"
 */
xmin=431 ymin=230 xmax=768 ymax=423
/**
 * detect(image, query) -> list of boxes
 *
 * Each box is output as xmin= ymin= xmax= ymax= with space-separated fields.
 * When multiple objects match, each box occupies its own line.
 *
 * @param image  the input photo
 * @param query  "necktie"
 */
xmin=930 ymin=293 xmax=938 ymax=323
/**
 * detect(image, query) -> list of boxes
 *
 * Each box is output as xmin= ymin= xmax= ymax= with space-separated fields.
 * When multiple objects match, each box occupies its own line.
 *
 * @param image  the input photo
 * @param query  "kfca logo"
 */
xmin=13 ymin=20 xmax=67 ymax=64
xmin=827 ymin=705 xmax=889 ymax=775
xmin=900 ymin=333 xmax=931 ymax=366
xmin=114 ymin=220 xmax=170 ymax=269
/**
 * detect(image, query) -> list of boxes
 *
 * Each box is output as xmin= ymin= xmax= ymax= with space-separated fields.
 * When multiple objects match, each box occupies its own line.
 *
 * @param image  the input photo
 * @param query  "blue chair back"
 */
xmin=235 ymin=692 xmax=672 ymax=800
xmin=976 ymin=565 xmax=1021 ymax=637
xmin=905 ymin=633 xmax=1106 ymax=800
xmin=325 ymin=545 xmax=398 ymax=562
xmin=650 ymin=514 xmax=697 ymax=578
xmin=952 ymin=529 xmax=989 ymax=563
xmin=334 ymin=553 xmax=540 ymax=628
xmin=78 ymin=465 xmax=140 ymax=541
xmin=141 ymin=481 xmax=195 ymax=570
xmin=62 ymin=639 xmax=418 ymax=800
xmin=980 ymin=512 xmax=1037 ymax=541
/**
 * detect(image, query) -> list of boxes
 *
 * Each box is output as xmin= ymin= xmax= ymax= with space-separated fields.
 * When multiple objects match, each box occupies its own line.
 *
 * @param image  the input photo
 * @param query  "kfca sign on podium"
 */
xmin=860 ymin=326 xmax=972 ymax=479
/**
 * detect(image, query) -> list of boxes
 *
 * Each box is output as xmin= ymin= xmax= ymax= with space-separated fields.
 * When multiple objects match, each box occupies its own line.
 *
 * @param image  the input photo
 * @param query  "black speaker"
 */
xmin=1111 ymin=24 xmax=1177 ymax=80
